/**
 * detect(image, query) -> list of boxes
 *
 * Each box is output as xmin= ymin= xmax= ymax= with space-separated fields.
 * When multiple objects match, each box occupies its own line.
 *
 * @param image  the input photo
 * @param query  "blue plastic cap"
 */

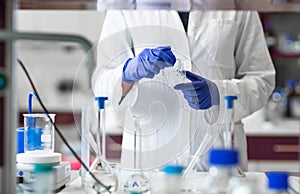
xmin=223 ymin=96 xmax=238 ymax=109
xmin=209 ymin=149 xmax=239 ymax=166
xmin=267 ymin=172 xmax=289 ymax=190
xmin=163 ymin=165 xmax=184 ymax=175
xmin=286 ymin=79 xmax=296 ymax=88
xmin=95 ymin=97 xmax=108 ymax=110
xmin=265 ymin=22 xmax=273 ymax=30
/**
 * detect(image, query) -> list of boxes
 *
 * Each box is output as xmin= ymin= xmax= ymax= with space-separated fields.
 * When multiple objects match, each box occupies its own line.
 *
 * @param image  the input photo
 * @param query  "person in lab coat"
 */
xmin=92 ymin=10 xmax=275 ymax=171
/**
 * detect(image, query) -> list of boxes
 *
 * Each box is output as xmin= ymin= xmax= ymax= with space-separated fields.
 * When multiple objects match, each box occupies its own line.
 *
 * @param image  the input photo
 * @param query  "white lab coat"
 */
xmin=92 ymin=10 xmax=275 ymax=171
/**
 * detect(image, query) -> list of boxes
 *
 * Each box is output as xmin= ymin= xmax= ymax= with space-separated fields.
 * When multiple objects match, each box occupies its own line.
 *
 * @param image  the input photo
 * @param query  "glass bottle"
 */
xmin=200 ymin=148 xmax=239 ymax=194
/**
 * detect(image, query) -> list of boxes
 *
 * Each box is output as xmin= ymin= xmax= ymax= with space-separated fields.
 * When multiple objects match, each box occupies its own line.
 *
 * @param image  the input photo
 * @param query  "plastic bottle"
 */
xmin=266 ymin=172 xmax=289 ymax=194
xmin=163 ymin=165 xmax=184 ymax=194
xmin=33 ymin=164 xmax=55 ymax=194
xmin=200 ymin=148 xmax=239 ymax=194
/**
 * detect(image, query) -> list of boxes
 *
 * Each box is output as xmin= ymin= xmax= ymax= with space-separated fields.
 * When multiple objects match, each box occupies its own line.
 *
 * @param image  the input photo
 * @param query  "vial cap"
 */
xmin=95 ymin=96 xmax=108 ymax=110
xmin=163 ymin=165 xmax=184 ymax=175
xmin=209 ymin=149 xmax=239 ymax=166
xmin=286 ymin=79 xmax=296 ymax=88
xmin=267 ymin=172 xmax=289 ymax=190
xmin=223 ymin=96 xmax=237 ymax=109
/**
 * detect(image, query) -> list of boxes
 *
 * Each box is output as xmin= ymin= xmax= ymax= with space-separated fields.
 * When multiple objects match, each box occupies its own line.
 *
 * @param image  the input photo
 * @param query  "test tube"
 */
xmin=95 ymin=97 xmax=108 ymax=160
xmin=81 ymin=106 xmax=95 ymax=183
xmin=223 ymin=96 xmax=237 ymax=149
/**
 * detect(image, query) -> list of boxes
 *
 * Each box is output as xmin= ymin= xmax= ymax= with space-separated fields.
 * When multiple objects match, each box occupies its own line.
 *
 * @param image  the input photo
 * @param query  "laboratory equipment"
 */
xmin=200 ymin=148 xmax=239 ymax=194
xmin=223 ymin=95 xmax=237 ymax=148
xmin=23 ymin=113 xmax=56 ymax=152
xmin=23 ymin=92 xmax=55 ymax=152
xmin=16 ymin=92 xmax=71 ymax=193
xmin=266 ymin=172 xmax=289 ymax=194
xmin=0 ymin=6 xmax=96 ymax=192
xmin=161 ymin=58 xmax=187 ymax=88
xmin=32 ymin=164 xmax=55 ymax=194
xmin=162 ymin=165 xmax=184 ymax=194
xmin=223 ymin=95 xmax=246 ymax=177
xmin=81 ymin=104 xmax=118 ymax=194
xmin=123 ymin=115 xmax=151 ymax=194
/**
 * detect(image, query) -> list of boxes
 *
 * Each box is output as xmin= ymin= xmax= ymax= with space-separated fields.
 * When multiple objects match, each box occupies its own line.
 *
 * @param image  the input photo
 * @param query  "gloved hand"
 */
xmin=174 ymin=71 xmax=220 ymax=110
xmin=122 ymin=46 xmax=176 ymax=84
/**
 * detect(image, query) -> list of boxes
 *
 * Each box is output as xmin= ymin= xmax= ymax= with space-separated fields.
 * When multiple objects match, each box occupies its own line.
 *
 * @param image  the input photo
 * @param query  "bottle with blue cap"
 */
xmin=163 ymin=165 xmax=184 ymax=194
xmin=200 ymin=148 xmax=240 ymax=193
xmin=266 ymin=172 xmax=289 ymax=194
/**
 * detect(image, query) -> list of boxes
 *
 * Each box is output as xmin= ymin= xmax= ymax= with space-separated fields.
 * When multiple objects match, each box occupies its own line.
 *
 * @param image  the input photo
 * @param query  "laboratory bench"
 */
xmin=58 ymin=171 xmax=300 ymax=194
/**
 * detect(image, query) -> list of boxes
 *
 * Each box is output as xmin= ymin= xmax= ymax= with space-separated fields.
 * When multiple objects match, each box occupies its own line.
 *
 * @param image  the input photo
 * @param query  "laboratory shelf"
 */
xmin=247 ymin=136 xmax=300 ymax=161
xmin=270 ymin=50 xmax=300 ymax=59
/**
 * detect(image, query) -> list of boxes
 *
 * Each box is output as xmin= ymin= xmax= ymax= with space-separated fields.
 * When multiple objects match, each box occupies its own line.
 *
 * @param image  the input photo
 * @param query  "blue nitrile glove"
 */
xmin=122 ymin=46 xmax=176 ymax=84
xmin=174 ymin=71 xmax=220 ymax=110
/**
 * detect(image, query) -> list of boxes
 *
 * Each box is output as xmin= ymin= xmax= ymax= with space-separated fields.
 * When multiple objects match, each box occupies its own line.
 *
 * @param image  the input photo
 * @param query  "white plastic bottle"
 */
xmin=200 ymin=148 xmax=239 ymax=194
xmin=266 ymin=172 xmax=289 ymax=194
xmin=163 ymin=165 xmax=184 ymax=194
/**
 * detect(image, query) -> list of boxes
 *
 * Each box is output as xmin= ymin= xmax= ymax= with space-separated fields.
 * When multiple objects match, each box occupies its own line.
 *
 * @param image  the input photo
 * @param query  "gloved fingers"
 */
xmin=183 ymin=94 xmax=199 ymax=103
xmin=153 ymin=59 xmax=166 ymax=69
xmin=185 ymin=71 xmax=205 ymax=82
xmin=155 ymin=46 xmax=171 ymax=51
xmin=151 ymin=47 xmax=176 ymax=66
xmin=188 ymin=101 xmax=200 ymax=110
xmin=146 ymin=72 xmax=155 ymax=79
xmin=174 ymin=82 xmax=195 ymax=91
xmin=143 ymin=61 xmax=161 ymax=74
xmin=199 ymin=97 xmax=212 ymax=110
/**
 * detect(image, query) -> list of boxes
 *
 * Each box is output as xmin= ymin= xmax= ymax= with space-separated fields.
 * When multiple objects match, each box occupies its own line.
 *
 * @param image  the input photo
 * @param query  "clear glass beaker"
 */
xmin=23 ymin=113 xmax=56 ymax=152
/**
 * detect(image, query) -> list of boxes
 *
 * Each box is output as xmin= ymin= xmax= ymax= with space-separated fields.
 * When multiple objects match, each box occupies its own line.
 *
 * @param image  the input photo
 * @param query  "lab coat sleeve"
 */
xmin=206 ymin=11 xmax=275 ymax=124
xmin=92 ymin=10 xmax=134 ymax=97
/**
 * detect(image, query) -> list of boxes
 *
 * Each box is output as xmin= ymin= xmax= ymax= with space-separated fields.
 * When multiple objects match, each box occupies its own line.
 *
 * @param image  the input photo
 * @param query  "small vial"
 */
xmin=163 ymin=165 xmax=184 ymax=194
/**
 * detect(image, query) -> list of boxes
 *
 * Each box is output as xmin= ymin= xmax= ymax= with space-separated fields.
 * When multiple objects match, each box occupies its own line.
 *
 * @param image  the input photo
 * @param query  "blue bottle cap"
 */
xmin=163 ymin=165 xmax=184 ymax=175
xmin=209 ymin=149 xmax=239 ymax=166
xmin=286 ymin=79 xmax=296 ymax=88
xmin=267 ymin=172 xmax=289 ymax=191
xmin=95 ymin=97 xmax=108 ymax=110
xmin=223 ymin=96 xmax=237 ymax=109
